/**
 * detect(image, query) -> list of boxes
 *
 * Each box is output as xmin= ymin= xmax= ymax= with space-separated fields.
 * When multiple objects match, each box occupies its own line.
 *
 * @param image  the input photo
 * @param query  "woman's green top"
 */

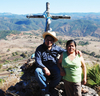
xmin=62 ymin=52 xmax=82 ymax=82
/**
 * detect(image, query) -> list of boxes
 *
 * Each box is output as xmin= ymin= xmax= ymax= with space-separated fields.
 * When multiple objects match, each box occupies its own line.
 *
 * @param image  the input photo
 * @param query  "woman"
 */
xmin=58 ymin=40 xmax=87 ymax=96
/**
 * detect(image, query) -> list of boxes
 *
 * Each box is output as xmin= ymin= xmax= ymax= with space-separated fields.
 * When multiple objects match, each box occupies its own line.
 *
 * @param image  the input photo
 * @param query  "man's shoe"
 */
xmin=45 ymin=94 xmax=50 ymax=96
xmin=49 ymin=88 xmax=58 ymax=96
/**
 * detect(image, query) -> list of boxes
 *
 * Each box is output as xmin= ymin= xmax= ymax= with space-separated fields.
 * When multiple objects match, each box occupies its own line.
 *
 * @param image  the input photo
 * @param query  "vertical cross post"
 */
xmin=45 ymin=2 xmax=50 ymax=31
xmin=26 ymin=2 xmax=71 ymax=32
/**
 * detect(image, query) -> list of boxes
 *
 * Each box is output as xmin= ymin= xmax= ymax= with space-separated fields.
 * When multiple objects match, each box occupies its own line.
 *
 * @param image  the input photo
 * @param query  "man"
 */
xmin=35 ymin=31 xmax=65 ymax=96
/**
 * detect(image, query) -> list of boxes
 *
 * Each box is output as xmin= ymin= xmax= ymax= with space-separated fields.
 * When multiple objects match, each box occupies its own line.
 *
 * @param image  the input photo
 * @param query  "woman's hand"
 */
xmin=82 ymin=78 xmax=87 ymax=85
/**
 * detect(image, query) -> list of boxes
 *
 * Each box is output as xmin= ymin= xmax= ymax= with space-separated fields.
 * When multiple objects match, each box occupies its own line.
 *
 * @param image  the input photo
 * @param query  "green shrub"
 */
xmin=10 ymin=71 xmax=14 ymax=74
xmin=19 ymin=72 xmax=24 ymax=76
xmin=12 ymin=52 xmax=19 ymax=56
xmin=0 ymin=79 xmax=5 ymax=83
xmin=20 ymin=53 xmax=27 ymax=58
xmin=3 ymin=59 xmax=11 ymax=64
xmin=78 ymin=41 xmax=89 ymax=46
xmin=90 ymin=52 xmax=95 ymax=56
xmin=15 ymin=52 xmax=18 ymax=55
xmin=7 ymin=67 xmax=12 ymax=71
xmin=87 ymin=64 xmax=100 ymax=87
xmin=7 ymin=48 xmax=10 ymax=52
xmin=0 ymin=64 xmax=2 ymax=69
xmin=55 ymin=39 xmax=67 ymax=45
xmin=12 ymin=52 xmax=16 ymax=56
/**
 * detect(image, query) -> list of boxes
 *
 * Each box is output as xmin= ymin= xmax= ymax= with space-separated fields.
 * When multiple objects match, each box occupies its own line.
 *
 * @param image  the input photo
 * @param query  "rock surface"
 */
xmin=6 ymin=59 xmax=98 ymax=96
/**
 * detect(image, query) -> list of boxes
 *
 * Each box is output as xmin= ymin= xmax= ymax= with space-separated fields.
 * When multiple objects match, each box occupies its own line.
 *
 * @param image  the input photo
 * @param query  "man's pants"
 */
xmin=35 ymin=65 xmax=61 ymax=93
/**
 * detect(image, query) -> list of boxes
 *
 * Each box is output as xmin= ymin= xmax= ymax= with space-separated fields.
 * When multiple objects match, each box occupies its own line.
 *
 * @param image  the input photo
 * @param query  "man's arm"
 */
xmin=55 ymin=45 xmax=66 ymax=54
xmin=35 ymin=49 xmax=45 ymax=68
xmin=35 ymin=48 xmax=51 ymax=76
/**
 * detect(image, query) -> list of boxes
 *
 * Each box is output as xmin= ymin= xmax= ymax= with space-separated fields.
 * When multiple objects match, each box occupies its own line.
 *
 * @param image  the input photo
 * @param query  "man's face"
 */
xmin=45 ymin=36 xmax=54 ymax=48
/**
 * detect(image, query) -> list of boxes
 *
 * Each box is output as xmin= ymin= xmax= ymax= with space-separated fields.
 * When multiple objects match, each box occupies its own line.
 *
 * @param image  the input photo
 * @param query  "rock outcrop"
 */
xmin=6 ymin=59 xmax=98 ymax=96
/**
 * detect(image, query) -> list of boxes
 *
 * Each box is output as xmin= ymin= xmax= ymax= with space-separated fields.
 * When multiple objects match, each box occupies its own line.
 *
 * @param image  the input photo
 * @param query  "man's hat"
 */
xmin=42 ymin=31 xmax=58 ymax=42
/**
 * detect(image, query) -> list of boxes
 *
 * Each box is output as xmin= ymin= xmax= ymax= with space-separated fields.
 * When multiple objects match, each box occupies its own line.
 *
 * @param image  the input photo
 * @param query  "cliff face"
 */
xmin=6 ymin=59 xmax=98 ymax=96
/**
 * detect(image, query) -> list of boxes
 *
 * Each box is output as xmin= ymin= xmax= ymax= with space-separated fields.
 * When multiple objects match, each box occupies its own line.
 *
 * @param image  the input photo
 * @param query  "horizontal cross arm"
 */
xmin=26 ymin=15 xmax=44 ymax=18
xmin=51 ymin=15 xmax=71 ymax=19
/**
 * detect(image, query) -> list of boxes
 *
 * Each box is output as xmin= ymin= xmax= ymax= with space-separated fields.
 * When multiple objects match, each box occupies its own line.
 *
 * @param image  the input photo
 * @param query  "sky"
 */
xmin=0 ymin=0 xmax=100 ymax=15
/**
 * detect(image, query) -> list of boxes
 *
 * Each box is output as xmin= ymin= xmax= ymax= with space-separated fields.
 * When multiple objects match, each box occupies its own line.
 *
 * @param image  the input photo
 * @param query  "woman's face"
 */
xmin=67 ymin=42 xmax=76 ymax=54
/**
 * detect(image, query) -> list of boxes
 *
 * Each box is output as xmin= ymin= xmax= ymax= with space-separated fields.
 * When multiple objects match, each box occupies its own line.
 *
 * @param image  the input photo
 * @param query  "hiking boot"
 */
xmin=49 ymin=88 xmax=58 ymax=96
xmin=45 ymin=94 xmax=50 ymax=96
xmin=41 ymin=91 xmax=50 ymax=96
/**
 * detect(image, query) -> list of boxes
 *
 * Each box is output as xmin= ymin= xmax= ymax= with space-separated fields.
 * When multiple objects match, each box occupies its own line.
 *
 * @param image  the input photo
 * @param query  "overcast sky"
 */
xmin=0 ymin=0 xmax=100 ymax=14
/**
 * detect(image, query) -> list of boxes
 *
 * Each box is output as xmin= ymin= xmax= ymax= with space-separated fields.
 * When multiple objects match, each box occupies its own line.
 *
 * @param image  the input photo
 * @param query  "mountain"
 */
xmin=0 ymin=12 xmax=100 ymax=39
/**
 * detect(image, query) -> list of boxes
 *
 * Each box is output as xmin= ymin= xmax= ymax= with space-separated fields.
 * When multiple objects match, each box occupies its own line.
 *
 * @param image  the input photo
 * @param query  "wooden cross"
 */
xmin=26 ymin=2 xmax=71 ymax=32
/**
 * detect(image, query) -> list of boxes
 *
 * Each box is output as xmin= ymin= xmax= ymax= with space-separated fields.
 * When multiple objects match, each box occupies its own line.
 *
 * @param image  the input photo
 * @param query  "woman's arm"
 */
xmin=57 ymin=53 xmax=66 ymax=76
xmin=81 ymin=56 xmax=87 ymax=85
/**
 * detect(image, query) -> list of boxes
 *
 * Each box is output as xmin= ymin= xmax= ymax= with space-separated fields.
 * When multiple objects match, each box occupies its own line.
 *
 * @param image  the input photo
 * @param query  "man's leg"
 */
xmin=35 ymin=68 xmax=49 ymax=94
xmin=49 ymin=65 xmax=61 ymax=88
xmin=49 ymin=65 xmax=61 ymax=95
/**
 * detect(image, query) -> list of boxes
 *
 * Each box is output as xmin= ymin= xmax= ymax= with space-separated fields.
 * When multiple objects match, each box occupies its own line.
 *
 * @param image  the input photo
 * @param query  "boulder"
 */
xmin=6 ymin=59 xmax=98 ymax=96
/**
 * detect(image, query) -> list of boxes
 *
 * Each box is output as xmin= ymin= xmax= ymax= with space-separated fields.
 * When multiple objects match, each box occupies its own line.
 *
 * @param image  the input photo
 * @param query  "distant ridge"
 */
xmin=0 ymin=12 xmax=100 ymax=19
xmin=0 ymin=12 xmax=100 ymax=38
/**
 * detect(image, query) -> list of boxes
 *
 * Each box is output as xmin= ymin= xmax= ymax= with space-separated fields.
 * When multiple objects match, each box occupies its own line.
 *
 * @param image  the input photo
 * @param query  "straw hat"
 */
xmin=42 ymin=31 xmax=58 ymax=42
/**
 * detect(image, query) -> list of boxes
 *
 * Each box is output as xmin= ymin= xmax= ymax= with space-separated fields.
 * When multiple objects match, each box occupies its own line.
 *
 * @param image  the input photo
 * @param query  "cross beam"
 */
xmin=26 ymin=2 xmax=71 ymax=32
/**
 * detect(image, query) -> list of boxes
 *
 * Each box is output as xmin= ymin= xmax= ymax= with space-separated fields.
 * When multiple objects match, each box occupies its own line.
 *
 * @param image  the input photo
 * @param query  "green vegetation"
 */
xmin=90 ymin=52 xmax=95 ymax=56
xmin=19 ymin=72 xmax=24 ymax=76
xmin=81 ymin=50 xmax=100 ymax=58
xmin=7 ymin=49 xmax=10 ymax=52
xmin=12 ymin=52 xmax=19 ymax=56
xmin=87 ymin=64 xmax=100 ymax=88
xmin=7 ymin=67 xmax=12 ymax=71
xmin=68 ymin=20 xmax=98 ymax=36
xmin=55 ymin=39 xmax=67 ymax=45
xmin=78 ymin=41 xmax=90 ymax=46
xmin=0 ymin=30 xmax=21 ymax=39
xmin=0 ymin=64 xmax=2 ymax=69
xmin=20 ymin=52 xmax=27 ymax=58
xmin=0 ymin=79 xmax=5 ymax=84
xmin=3 ymin=59 xmax=11 ymax=64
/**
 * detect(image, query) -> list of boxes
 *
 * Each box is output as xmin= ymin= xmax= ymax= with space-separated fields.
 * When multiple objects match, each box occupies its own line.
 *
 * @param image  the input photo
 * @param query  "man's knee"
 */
xmin=35 ymin=68 xmax=42 ymax=72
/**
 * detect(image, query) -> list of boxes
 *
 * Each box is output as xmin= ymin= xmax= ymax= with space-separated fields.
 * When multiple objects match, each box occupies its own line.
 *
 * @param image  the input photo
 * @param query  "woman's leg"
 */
xmin=63 ymin=79 xmax=74 ymax=96
xmin=73 ymin=82 xmax=81 ymax=96
xmin=63 ymin=80 xmax=82 ymax=96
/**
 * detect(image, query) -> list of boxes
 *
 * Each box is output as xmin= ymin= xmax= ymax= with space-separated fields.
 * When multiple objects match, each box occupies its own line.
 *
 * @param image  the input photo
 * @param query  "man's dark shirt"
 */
xmin=35 ymin=43 xmax=66 ymax=68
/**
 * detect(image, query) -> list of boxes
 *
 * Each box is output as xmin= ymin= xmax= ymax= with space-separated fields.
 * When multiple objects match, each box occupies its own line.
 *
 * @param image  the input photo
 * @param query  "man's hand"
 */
xmin=43 ymin=67 xmax=51 ymax=76
xmin=60 ymin=68 xmax=66 ymax=76
xmin=75 ymin=50 xmax=82 ymax=57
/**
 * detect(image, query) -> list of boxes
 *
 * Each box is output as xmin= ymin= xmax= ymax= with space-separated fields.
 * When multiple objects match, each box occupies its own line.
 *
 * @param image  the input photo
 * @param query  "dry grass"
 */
xmin=0 ymin=33 xmax=100 ymax=65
